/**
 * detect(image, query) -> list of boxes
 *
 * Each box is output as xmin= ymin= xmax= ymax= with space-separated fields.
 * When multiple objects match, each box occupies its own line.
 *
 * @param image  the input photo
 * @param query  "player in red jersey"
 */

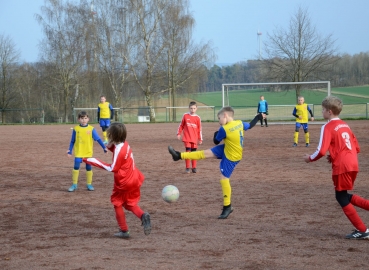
xmin=304 ymin=96 xmax=369 ymax=239
xmin=177 ymin=101 xmax=203 ymax=173
xmin=83 ymin=122 xmax=151 ymax=239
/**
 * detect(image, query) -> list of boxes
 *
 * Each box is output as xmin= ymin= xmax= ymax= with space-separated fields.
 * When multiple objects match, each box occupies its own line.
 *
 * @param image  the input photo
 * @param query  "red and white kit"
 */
xmin=177 ymin=112 xmax=202 ymax=147
xmin=84 ymin=141 xmax=145 ymax=231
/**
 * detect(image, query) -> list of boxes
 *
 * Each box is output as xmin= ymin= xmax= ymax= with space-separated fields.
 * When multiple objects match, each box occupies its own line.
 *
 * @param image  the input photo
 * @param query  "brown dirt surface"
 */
xmin=1 ymin=120 xmax=369 ymax=270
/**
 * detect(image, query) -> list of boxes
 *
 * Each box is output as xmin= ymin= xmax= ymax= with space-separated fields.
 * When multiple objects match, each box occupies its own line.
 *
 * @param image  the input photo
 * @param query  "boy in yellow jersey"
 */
xmin=168 ymin=107 xmax=265 ymax=219
xmin=98 ymin=95 xmax=114 ymax=144
xmin=67 ymin=111 xmax=107 ymax=192
xmin=292 ymin=96 xmax=314 ymax=147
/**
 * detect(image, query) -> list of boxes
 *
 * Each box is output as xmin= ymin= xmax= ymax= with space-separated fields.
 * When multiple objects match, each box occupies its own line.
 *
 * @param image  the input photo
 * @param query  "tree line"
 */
xmin=0 ymin=2 xmax=368 ymax=123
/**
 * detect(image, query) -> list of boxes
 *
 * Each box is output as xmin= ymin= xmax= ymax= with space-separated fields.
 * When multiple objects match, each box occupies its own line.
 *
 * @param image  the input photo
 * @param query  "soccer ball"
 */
xmin=161 ymin=185 xmax=179 ymax=203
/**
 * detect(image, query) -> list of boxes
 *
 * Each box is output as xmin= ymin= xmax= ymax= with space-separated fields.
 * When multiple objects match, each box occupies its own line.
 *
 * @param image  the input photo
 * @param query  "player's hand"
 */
xmin=326 ymin=155 xmax=332 ymax=163
xmin=104 ymin=148 xmax=108 ymax=153
xmin=303 ymin=154 xmax=311 ymax=163
xmin=67 ymin=150 xmax=72 ymax=157
xmin=199 ymin=140 xmax=203 ymax=145
xmin=266 ymin=111 xmax=269 ymax=115
xmin=299 ymin=116 xmax=302 ymax=120
xmin=261 ymin=113 xmax=266 ymax=119
xmin=177 ymin=135 xmax=181 ymax=140
xmin=311 ymin=117 xmax=314 ymax=121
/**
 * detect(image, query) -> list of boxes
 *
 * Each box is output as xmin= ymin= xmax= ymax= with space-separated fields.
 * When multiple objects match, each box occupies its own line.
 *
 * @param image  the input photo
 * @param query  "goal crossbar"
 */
xmin=221 ymin=81 xmax=331 ymax=107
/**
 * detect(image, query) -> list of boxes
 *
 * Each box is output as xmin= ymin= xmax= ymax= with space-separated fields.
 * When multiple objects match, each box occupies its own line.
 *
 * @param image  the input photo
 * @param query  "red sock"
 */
xmin=114 ymin=205 xmax=128 ymax=231
xmin=351 ymin=194 xmax=369 ymax=210
xmin=342 ymin=204 xmax=367 ymax=232
xmin=192 ymin=159 xmax=197 ymax=169
xmin=125 ymin=205 xmax=145 ymax=219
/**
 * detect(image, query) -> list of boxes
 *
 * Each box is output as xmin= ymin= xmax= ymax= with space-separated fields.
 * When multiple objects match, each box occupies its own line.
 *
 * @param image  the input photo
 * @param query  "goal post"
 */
xmin=220 ymin=81 xmax=331 ymax=122
xmin=222 ymin=81 xmax=331 ymax=107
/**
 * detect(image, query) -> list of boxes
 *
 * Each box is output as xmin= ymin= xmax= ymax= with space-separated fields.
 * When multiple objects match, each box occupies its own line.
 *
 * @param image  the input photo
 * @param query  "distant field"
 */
xmin=190 ymin=85 xmax=369 ymax=107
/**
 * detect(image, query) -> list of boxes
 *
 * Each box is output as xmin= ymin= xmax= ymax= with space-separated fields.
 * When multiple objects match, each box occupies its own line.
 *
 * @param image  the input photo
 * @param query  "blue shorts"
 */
xmin=295 ymin=122 xmax=308 ymax=131
xmin=211 ymin=144 xmax=240 ymax=178
xmin=99 ymin=119 xmax=111 ymax=128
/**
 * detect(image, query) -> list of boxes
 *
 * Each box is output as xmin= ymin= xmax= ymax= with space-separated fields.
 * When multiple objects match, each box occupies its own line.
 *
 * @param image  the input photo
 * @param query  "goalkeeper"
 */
xmin=257 ymin=95 xmax=268 ymax=127
xmin=168 ymin=107 xmax=265 ymax=219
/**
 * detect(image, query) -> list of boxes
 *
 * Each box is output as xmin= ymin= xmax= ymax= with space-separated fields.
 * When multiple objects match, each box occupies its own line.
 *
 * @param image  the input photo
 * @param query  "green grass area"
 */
xmin=191 ymin=86 xmax=369 ymax=107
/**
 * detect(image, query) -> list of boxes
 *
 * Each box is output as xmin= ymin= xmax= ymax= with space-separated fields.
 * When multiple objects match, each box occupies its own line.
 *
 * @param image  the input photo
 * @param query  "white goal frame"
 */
xmin=221 ymin=81 xmax=331 ymax=107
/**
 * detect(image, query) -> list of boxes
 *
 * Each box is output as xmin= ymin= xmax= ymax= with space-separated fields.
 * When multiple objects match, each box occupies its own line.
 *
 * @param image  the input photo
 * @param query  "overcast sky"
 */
xmin=0 ymin=0 xmax=368 ymax=64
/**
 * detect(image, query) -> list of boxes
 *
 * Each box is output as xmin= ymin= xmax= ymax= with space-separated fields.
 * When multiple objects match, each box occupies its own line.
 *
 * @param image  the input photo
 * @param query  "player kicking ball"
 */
xmin=169 ymin=106 xmax=265 ymax=219
xmin=304 ymin=96 xmax=369 ymax=240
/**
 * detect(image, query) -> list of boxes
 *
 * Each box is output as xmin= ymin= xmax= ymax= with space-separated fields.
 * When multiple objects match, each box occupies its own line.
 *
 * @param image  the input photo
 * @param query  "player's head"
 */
xmin=321 ymin=96 xmax=342 ymax=117
xmin=100 ymin=95 xmax=106 ymax=103
xmin=217 ymin=106 xmax=234 ymax=125
xmin=77 ymin=111 xmax=89 ymax=125
xmin=107 ymin=122 xmax=127 ymax=144
xmin=260 ymin=95 xmax=264 ymax=100
xmin=189 ymin=101 xmax=197 ymax=114
xmin=297 ymin=96 xmax=304 ymax=105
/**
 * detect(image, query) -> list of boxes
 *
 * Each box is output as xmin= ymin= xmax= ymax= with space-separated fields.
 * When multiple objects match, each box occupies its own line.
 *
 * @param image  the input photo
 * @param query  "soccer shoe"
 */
xmin=68 ymin=184 xmax=77 ymax=192
xmin=168 ymin=146 xmax=181 ymax=161
xmin=114 ymin=230 xmax=130 ymax=239
xmin=86 ymin=184 xmax=95 ymax=191
xmin=192 ymin=168 xmax=197 ymax=173
xmin=218 ymin=205 xmax=234 ymax=219
xmin=141 ymin=213 xmax=152 ymax=236
xmin=261 ymin=125 xmax=264 ymax=127
xmin=305 ymin=143 xmax=309 ymax=147
xmin=345 ymin=229 xmax=369 ymax=240
xmin=292 ymin=143 xmax=298 ymax=147
xmin=103 ymin=140 xmax=108 ymax=145
xmin=266 ymin=124 xmax=268 ymax=127
xmin=185 ymin=168 xmax=191 ymax=173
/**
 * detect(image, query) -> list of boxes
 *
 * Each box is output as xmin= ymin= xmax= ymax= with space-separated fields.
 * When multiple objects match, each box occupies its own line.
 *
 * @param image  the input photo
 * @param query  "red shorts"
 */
xmin=184 ymin=142 xmax=198 ymax=149
xmin=332 ymin=171 xmax=358 ymax=191
xmin=111 ymin=188 xmax=141 ymax=208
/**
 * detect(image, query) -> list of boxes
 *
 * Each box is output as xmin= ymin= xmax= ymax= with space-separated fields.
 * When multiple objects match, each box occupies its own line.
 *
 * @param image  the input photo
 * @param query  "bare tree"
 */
xmin=161 ymin=0 xmax=214 ymax=121
xmin=0 ymin=34 xmax=20 ymax=123
xmin=124 ymin=0 xmax=169 ymax=122
xmin=35 ymin=0 xmax=89 ymax=122
xmin=94 ymin=0 xmax=134 ymax=111
xmin=262 ymin=6 xmax=338 ymax=101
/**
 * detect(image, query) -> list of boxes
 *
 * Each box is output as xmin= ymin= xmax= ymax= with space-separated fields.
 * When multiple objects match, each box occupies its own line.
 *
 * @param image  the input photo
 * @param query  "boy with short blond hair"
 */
xmin=304 ymin=96 xmax=369 ymax=239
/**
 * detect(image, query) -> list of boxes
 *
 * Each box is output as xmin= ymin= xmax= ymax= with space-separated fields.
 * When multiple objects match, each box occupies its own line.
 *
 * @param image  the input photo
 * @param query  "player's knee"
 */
xmin=102 ymin=126 xmax=107 ymax=131
xmin=304 ymin=129 xmax=309 ymax=133
xmin=295 ymin=129 xmax=299 ymax=132
xmin=335 ymin=190 xmax=350 ymax=207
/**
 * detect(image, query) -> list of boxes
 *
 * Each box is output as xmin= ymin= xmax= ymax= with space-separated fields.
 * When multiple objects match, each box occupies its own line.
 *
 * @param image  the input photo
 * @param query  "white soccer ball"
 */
xmin=161 ymin=185 xmax=179 ymax=203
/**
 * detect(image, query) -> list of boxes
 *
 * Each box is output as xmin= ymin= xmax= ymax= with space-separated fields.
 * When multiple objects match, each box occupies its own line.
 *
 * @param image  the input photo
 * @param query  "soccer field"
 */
xmin=1 ymin=122 xmax=369 ymax=269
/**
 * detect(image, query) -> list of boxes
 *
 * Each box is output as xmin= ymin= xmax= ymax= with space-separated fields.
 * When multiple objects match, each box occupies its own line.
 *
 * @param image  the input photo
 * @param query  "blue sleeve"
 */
xmin=243 ymin=122 xmax=251 ymax=131
xmin=307 ymin=106 xmax=314 ymax=117
xmin=265 ymin=101 xmax=268 ymax=111
xmin=110 ymin=104 xmax=114 ymax=119
xmin=292 ymin=107 xmax=297 ymax=117
xmin=257 ymin=102 xmax=260 ymax=112
xmin=216 ymin=127 xmax=226 ymax=142
xmin=68 ymin=130 xmax=76 ymax=154
xmin=92 ymin=129 xmax=107 ymax=151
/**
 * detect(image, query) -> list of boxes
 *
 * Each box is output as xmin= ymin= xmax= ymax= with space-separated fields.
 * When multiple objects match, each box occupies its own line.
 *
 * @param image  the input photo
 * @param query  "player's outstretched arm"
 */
xmin=213 ymin=131 xmax=221 ymax=145
xmin=249 ymin=113 xmax=264 ymax=129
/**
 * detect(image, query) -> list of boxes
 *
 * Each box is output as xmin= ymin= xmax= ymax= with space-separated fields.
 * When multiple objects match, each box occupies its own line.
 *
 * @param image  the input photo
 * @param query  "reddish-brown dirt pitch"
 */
xmin=1 ymin=121 xmax=369 ymax=269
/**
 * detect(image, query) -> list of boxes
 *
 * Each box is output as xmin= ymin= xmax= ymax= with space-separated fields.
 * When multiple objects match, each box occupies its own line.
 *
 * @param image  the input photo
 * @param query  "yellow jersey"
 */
xmin=294 ymin=103 xmax=311 ymax=123
xmin=98 ymin=102 xmax=112 ymax=119
xmin=223 ymin=120 xmax=245 ymax=161
xmin=73 ymin=125 xmax=95 ymax=158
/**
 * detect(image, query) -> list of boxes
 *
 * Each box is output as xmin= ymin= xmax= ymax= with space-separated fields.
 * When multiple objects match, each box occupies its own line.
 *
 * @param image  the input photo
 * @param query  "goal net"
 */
xmin=221 ymin=81 xmax=331 ymax=121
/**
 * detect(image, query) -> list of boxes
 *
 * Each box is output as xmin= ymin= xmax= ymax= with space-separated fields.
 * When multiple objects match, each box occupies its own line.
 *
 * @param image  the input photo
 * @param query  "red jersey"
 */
xmin=309 ymin=118 xmax=360 ymax=175
xmin=84 ymin=141 xmax=144 ymax=192
xmin=177 ymin=113 xmax=202 ymax=143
